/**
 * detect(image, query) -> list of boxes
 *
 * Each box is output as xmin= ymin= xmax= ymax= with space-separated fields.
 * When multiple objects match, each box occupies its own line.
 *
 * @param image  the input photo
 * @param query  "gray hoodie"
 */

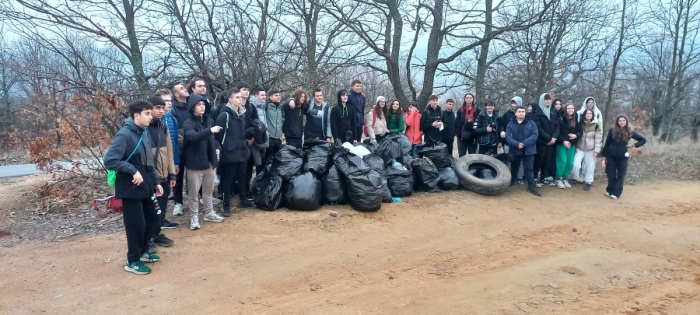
xmin=511 ymin=96 xmax=523 ymax=107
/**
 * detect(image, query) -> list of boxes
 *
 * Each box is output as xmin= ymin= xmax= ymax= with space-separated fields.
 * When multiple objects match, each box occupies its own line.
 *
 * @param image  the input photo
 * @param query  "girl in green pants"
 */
xmin=556 ymin=104 xmax=582 ymax=188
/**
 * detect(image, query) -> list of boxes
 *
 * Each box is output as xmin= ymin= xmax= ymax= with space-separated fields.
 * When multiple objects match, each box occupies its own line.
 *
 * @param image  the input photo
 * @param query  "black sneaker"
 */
xmin=222 ymin=209 xmax=231 ymax=217
xmin=244 ymin=193 xmax=254 ymax=201
xmin=161 ymin=219 xmax=180 ymax=229
xmin=148 ymin=241 xmax=158 ymax=253
xmin=153 ymin=234 xmax=174 ymax=247
xmin=527 ymin=186 xmax=542 ymax=197
xmin=541 ymin=178 xmax=552 ymax=186
xmin=239 ymin=199 xmax=255 ymax=208
xmin=583 ymin=183 xmax=592 ymax=191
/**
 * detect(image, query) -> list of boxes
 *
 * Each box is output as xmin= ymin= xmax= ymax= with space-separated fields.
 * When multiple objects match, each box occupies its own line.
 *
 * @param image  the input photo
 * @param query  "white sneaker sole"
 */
xmin=203 ymin=217 xmax=224 ymax=223
xmin=125 ymin=265 xmax=150 ymax=275
xmin=190 ymin=225 xmax=200 ymax=230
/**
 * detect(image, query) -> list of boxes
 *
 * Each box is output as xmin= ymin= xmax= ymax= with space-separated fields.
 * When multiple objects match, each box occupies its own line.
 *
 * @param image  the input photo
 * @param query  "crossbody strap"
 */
xmin=126 ymin=133 xmax=144 ymax=162
xmin=221 ymin=112 xmax=230 ymax=145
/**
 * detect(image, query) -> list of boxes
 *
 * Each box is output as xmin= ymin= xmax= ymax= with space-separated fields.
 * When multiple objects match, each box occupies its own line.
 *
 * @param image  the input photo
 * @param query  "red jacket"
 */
xmin=404 ymin=111 xmax=423 ymax=145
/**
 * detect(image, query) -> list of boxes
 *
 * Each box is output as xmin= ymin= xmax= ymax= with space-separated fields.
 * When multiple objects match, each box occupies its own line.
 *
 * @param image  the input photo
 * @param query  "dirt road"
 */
xmin=1 ymin=181 xmax=699 ymax=314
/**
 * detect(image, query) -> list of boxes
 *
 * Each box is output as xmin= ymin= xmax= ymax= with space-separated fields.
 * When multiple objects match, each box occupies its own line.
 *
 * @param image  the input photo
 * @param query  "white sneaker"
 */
xmin=605 ymin=192 xmax=610 ymax=197
xmin=556 ymin=179 xmax=566 ymax=189
xmin=212 ymin=197 xmax=221 ymax=205
xmin=173 ymin=203 xmax=183 ymax=216
xmin=203 ymin=212 xmax=224 ymax=223
xmin=190 ymin=216 xmax=200 ymax=230
xmin=610 ymin=195 xmax=618 ymax=200
xmin=563 ymin=179 xmax=571 ymax=188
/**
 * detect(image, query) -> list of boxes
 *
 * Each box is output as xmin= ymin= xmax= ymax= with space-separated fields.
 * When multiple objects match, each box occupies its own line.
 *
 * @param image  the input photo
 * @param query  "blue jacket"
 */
xmin=347 ymin=90 xmax=366 ymax=125
xmin=163 ymin=111 xmax=181 ymax=166
xmin=505 ymin=116 xmax=539 ymax=156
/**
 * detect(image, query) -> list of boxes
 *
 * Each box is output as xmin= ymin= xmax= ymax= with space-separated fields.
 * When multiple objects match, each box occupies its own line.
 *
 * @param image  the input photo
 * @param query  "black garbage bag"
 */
xmin=333 ymin=148 xmax=369 ymax=177
xmin=322 ymin=165 xmax=348 ymax=204
xmin=284 ymin=172 xmax=322 ymax=210
xmin=303 ymin=143 xmax=333 ymax=176
xmin=398 ymin=134 xmax=413 ymax=156
xmin=269 ymin=146 xmax=304 ymax=181
xmin=386 ymin=162 xmax=413 ymax=197
xmin=411 ymin=157 xmax=441 ymax=192
xmin=375 ymin=133 xmax=404 ymax=163
xmin=438 ymin=167 xmax=460 ymax=190
xmin=417 ymin=141 xmax=451 ymax=169
xmin=357 ymin=139 xmax=378 ymax=153
xmin=363 ymin=154 xmax=392 ymax=202
xmin=251 ymin=170 xmax=268 ymax=195
xmin=347 ymin=170 xmax=383 ymax=212
xmin=254 ymin=175 xmax=284 ymax=211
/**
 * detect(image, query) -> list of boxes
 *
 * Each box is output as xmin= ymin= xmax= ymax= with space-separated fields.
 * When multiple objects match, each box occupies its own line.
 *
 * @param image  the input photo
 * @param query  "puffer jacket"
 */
xmin=163 ymin=111 xmax=181 ymax=166
xmin=404 ymin=110 xmax=423 ymax=145
xmin=365 ymin=109 xmax=389 ymax=140
xmin=474 ymin=110 xmax=500 ymax=146
xmin=147 ymin=117 xmax=176 ymax=182
xmin=215 ymin=104 xmax=251 ymax=164
xmin=577 ymin=121 xmax=603 ymax=153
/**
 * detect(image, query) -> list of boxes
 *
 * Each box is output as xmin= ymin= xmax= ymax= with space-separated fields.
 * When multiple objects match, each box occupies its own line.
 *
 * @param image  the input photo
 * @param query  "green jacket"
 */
xmin=265 ymin=101 xmax=284 ymax=139
xmin=387 ymin=112 xmax=405 ymax=133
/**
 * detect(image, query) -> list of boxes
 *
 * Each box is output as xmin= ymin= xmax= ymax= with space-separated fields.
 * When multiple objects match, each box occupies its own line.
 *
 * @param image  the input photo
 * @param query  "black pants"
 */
xmin=511 ymin=154 xmax=536 ymax=188
xmin=443 ymin=137 xmax=455 ymax=157
xmin=375 ymin=133 xmax=387 ymax=142
xmin=548 ymin=145 xmax=558 ymax=179
xmin=478 ymin=144 xmax=498 ymax=156
xmin=356 ymin=126 xmax=364 ymax=142
xmin=266 ymin=138 xmax=283 ymax=166
xmin=605 ymin=157 xmax=628 ymax=197
xmin=122 ymin=197 xmax=159 ymax=263
xmin=173 ymin=156 xmax=185 ymax=204
xmin=534 ymin=144 xmax=553 ymax=180
xmin=155 ymin=181 xmax=171 ymax=235
xmin=457 ymin=136 xmax=476 ymax=157
xmin=220 ymin=162 xmax=247 ymax=211
xmin=286 ymin=137 xmax=302 ymax=148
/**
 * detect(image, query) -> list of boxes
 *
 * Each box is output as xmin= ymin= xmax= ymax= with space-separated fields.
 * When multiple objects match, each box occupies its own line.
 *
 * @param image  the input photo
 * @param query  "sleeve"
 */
xmin=185 ymin=120 xmax=214 ymax=143
xmin=325 ymin=106 xmax=332 ymax=139
xmin=104 ymin=133 xmax=138 ymax=175
xmin=330 ymin=106 xmax=339 ymax=140
xmin=165 ymin=129 xmax=177 ymax=180
xmin=214 ymin=113 xmax=226 ymax=144
xmin=601 ymin=129 xmax=613 ymax=157
xmin=505 ymin=123 xmax=519 ymax=148
xmin=404 ymin=112 xmax=413 ymax=126
xmin=631 ymin=132 xmax=646 ymax=148
xmin=474 ymin=115 xmax=487 ymax=136
xmin=398 ymin=113 xmax=405 ymax=132
xmin=365 ymin=110 xmax=376 ymax=140
xmin=558 ymin=119 xmax=569 ymax=143
xmin=594 ymin=127 xmax=603 ymax=154
xmin=350 ymin=107 xmax=358 ymax=141
xmin=550 ymin=116 xmax=560 ymax=141
xmin=420 ymin=110 xmax=431 ymax=131
xmin=534 ymin=115 xmax=552 ymax=143
xmin=575 ymin=120 xmax=583 ymax=144
xmin=523 ymin=121 xmax=539 ymax=147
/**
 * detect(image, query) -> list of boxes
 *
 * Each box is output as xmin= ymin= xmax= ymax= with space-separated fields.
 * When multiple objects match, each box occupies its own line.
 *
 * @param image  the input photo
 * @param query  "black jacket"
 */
xmin=215 ymin=104 xmax=251 ymax=164
xmin=282 ymin=100 xmax=304 ymax=139
xmin=601 ymin=129 xmax=646 ymax=158
xmin=474 ymin=110 xmax=500 ymax=146
xmin=183 ymin=94 xmax=219 ymax=170
xmin=532 ymin=105 xmax=560 ymax=145
xmin=104 ymin=121 xmax=157 ymax=199
xmin=420 ymin=105 xmax=443 ymax=142
xmin=331 ymin=100 xmax=357 ymax=144
xmin=558 ymin=112 xmax=583 ymax=145
xmin=441 ymin=110 xmax=457 ymax=142
xmin=171 ymin=98 xmax=189 ymax=129
xmin=456 ymin=105 xmax=480 ymax=141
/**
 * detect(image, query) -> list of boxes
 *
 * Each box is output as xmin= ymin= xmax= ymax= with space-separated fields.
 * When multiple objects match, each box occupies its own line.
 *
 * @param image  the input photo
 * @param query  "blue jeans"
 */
xmin=411 ymin=145 xmax=419 ymax=158
xmin=510 ymin=154 xmax=536 ymax=188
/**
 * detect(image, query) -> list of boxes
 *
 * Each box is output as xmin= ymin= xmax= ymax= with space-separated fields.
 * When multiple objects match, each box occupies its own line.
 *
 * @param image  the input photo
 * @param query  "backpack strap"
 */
xmin=372 ymin=110 xmax=377 ymax=126
xmin=221 ymin=112 xmax=230 ymax=145
xmin=126 ymin=133 xmax=144 ymax=162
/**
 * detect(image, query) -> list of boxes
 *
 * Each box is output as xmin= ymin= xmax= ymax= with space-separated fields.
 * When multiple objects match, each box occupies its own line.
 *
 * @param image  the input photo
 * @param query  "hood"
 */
xmin=510 ymin=96 xmax=523 ymax=109
xmin=226 ymin=102 xmax=246 ymax=117
xmin=538 ymin=93 xmax=551 ymax=120
xmin=580 ymin=96 xmax=601 ymax=113
xmin=249 ymin=96 xmax=265 ymax=108
xmin=187 ymin=93 xmax=211 ymax=114
xmin=172 ymin=98 xmax=188 ymax=110
xmin=337 ymin=90 xmax=348 ymax=106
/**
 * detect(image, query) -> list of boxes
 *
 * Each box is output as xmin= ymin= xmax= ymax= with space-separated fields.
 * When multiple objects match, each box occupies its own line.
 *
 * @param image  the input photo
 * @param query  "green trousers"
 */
xmin=556 ymin=144 xmax=576 ymax=178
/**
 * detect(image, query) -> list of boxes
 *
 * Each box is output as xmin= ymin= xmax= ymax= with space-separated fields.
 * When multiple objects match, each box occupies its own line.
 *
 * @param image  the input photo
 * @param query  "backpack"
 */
xmin=362 ymin=110 xmax=377 ymax=137
xmin=107 ymin=132 xmax=144 ymax=187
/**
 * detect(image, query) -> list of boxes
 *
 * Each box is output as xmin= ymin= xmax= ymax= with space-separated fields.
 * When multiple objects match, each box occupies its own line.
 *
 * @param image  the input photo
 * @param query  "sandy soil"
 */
xmin=1 ymin=180 xmax=699 ymax=315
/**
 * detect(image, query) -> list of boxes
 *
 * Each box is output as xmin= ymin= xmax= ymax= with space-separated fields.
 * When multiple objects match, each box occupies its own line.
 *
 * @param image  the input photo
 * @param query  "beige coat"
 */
xmin=365 ymin=109 xmax=389 ymax=140
xmin=577 ymin=121 xmax=602 ymax=153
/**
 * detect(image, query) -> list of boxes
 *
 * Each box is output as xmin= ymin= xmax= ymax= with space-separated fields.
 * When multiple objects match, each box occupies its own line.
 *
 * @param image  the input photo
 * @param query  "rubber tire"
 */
xmin=454 ymin=154 xmax=512 ymax=196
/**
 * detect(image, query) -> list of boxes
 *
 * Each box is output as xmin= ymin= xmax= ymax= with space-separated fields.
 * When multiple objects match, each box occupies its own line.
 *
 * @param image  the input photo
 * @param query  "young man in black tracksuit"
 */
xmin=474 ymin=99 xmax=501 ymax=156
xmin=420 ymin=95 xmax=443 ymax=143
xmin=331 ymin=89 xmax=358 ymax=145
xmin=104 ymin=100 xmax=163 ymax=275
xmin=532 ymin=93 xmax=560 ymax=187
xmin=441 ymin=99 xmax=457 ymax=156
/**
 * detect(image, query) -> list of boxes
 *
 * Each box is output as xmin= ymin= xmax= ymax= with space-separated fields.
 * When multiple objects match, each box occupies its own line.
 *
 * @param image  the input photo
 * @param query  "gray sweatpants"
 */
xmin=186 ymin=166 xmax=215 ymax=218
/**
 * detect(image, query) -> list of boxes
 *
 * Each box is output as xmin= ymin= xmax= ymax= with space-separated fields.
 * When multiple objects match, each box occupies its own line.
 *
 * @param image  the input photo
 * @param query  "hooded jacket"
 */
xmin=282 ymin=100 xmax=304 ymax=139
xmin=304 ymin=100 xmax=332 ymax=141
xmin=171 ymin=98 xmax=189 ymax=149
xmin=500 ymin=97 xmax=521 ymax=142
xmin=330 ymin=91 xmax=358 ymax=144
xmin=265 ymin=100 xmax=284 ymax=139
xmin=558 ymin=112 xmax=583 ymax=145
xmin=147 ymin=116 xmax=177 ymax=182
xmin=348 ymin=89 xmax=366 ymax=125
xmin=104 ymin=121 xmax=157 ymax=199
xmin=250 ymin=97 xmax=267 ymax=128
xmin=577 ymin=97 xmax=604 ymax=128
xmin=533 ymin=93 xmax=560 ymax=145
xmin=183 ymin=94 xmax=219 ymax=170
xmin=475 ymin=109 xmax=500 ymax=146
xmin=420 ymin=105 xmax=443 ymax=142
xmin=215 ymin=103 xmax=251 ymax=164
xmin=456 ymin=104 xmax=480 ymax=141
xmin=440 ymin=109 xmax=457 ymax=142
xmin=578 ymin=121 xmax=603 ymax=153
xmin=163 ymin=110 xmax=181 ymax=166
xmin=505 ymin=115 xmax=539 ymax=156
xmin=404 ymin=110 xmax=423 ymax=145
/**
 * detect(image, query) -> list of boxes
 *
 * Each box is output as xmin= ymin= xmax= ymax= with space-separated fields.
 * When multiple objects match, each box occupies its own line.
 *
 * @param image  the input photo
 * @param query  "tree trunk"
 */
xmin=474 ymin=0 xmax=493 ymax=105
xmin=603 ymin=0 xmax=627 ymax=137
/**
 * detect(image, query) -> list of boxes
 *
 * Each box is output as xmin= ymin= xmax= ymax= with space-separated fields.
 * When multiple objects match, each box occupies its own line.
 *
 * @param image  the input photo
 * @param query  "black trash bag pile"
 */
xmin=333 ymin=148 xmax=370 ymax=176
xmin=347 ymin=170 xmax=383 ymax=212
xmin=269 ymin=146 xmax=304 ymax=180
xmin=322 ymin=165 xmax=348 ymax=204
xmin=303 ymin=142 xmax=333 ymax=176
xmin=438 ymin=167 xmax=460 ymax=190
xmin=411 ymin=157 xmax=441 ymax=192
xmin=284 ymin=172 xmax=322 ymax=210
xmin=386 ymin=162 xmax=413 ymax=197
xmin=417 ymin=141 xmax=451 ymax=169
xmin=358 ymin=139 xmax=378 ymax=153
xmin=254 ymin=175 xmax=284 ymax=211
xmin=363 ymin=154 xmax=392 ymax=203
xmin=375 ymin=133 xmax=404 ymax=163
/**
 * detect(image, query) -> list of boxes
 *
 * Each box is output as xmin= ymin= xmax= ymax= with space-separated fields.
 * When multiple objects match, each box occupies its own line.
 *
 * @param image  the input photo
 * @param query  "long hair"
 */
xmin=292 ymin=90 xmax=307 ymax=107
xmin=374 ymin=99 xmax=389 ymax=119
xmin=389 ymin=99 xmax=404 ymax=117
xmin=462 ymin=92 xmax=476 ymax=109
xmin=564 ymin=103 xmax=576 ymax=128
xmin=612 ymin=114 xmax=632 ymax=141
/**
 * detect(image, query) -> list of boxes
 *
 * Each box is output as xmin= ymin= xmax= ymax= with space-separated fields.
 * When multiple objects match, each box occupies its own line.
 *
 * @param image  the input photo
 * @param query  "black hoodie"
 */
xmin=331 ymin=91 xmax=358 ymax=144
xmin=532 ymin=103 xmax=560 ymax=146
xmin=215 ymin=103 xmax=251 ymax=163
xmin=441 ymin=109 xmax=457 ymax=142
xmin=282 ymin=100 xmax=304 ymax=139
xmin=183 ymin=94 xmax=219 ymax=170
xmin=420 ymin=105 xmax=443 ymax=142
xmin=104 ymin=121 xmax=157 ymax=199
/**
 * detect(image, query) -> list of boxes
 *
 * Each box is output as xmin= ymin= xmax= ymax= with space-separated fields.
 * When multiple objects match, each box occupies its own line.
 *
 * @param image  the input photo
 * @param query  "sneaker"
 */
xmin=161 ymin=219 xmax=179 ymax=229
xmin=125 ymin=261 xmax=151 ymax=275
xmin=556 ymin=178 xmax=565 ymax=189
xmin=583 ymin=183 xmax=592 ymax=191
xmin=148 ymin=241 xmax=157 ymax=254
xmin=203 ymin=212 xmax=224 ymax=223
xmin=222 ymin=209 xmax=231 ymax=217
xmin=190 ymin=216 xmax=200 ymax=230
xmin=610 ymin=195 xmax=618 ymax=200
xmin=563 ymin=179 xmax=571 ymax=188
xmin=153 ymin=234 xmax=174 ymax=247
xmin=140 ymin=252 xmax=160 ymax=263
xmin=605 ymin=192 xmax=610 ymax=197
xmin=239 ymin=199 xmax=255 ymax=208
xmin=542 ymin=178 xmax=554 ymax=186
xmin=173 ymin=203 xmax=183 ymax=216
xmin=212 ymin=197 xmax=222 ymax=205
xmin=517 ymin=179 xmax=525 ymax=186
xmin=244 ymin=193 xmax=254 ymax=201
xmin=536 ymin=180 xmax=543 ymax=188
xmin=527 ymin=186 xmax=542 ymax=197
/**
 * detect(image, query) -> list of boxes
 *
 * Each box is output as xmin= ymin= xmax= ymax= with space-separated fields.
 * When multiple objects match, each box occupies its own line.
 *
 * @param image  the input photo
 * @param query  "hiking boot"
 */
xmin=203 ymin=212 xmax=224 ymax=223
xmin=140 ymin=252 xmax=160 ymax=263
xmin=610 ymin=195 xmax=618 ymax=200
xmin=125 ymin=261 xmax=151 ymax=275
xmin=563 ymin=179 xmax=571 ymax=188
xmin=148 ymin=241 xmax=157 ymax=254
xmin=556 ymin=178 xmax=566 ymax=189
xmin=239 ymin=199 xmax=255 ymax=208
xmin=527 ymin=186 xmax=542 ymax=197
xmin=153 ymin=234 xmax=174 ymax=247
xmin=536 ymin=180 xmax=543 ymax=188
xmin=173 ymin=203 xmax=183 ymax=216
xmin=583 ymin=183 xmax=592 ymax=191
xmin=190 ymin=216 xmax=200 ymax=230
xmin=161 ymin=219 xmax=179 ymax=229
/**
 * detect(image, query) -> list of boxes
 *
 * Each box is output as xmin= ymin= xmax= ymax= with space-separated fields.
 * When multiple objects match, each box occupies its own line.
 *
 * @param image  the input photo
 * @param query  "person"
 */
xmin=187 ymin=77 xmax=207 ymax=98
xmin=571 ymin=109 xmax=602 ymax=191
xmin=265 ymin=89 xmax=284 ymax=161
xmin=499 ymin=97 xmax=521 ymax=154
xmin=347 ymin=80 xmax=366 ymax=142
xmin=505 ymin=106 xmax=541 ymax=196
xmin=104 ymin=100 xmax=163 ymax=275
xmin=145 ymin=96 xmax=178 ymax=249
xmin=169 ymin=82 xmax=190 ymax=216
xmin=456 ymin=93 xmax=480 ymax=156
xmin=387 ymin=99 xmax=405 ymax=134
xmin=237 ymin=82 xmax=260 ymax=201
xmin=365 ymin=96 xmax=390 ymax=142
xmin=549 ymin=98 xmax=564 ymax=179
xmin=330 ymin=89 xmax=358 ymax=145
xmin=552 ymin=99 xmax=563 ymax=115
xmin=303 ymin=88 xmax=332 ymax=143
xmin=474 ymin=99 xmax=500 ymax=156
xmin=155 ymin=89 xmax=181 ymax=193
xmin=404 ymin=102 xmax=423 ymax=157
xmin=183 ymin=94 xmax=224 ymax=229
xmin=555 ymin=103 xmax=582 ymax=189
xmin=441 ymin=99 xmax=457 ymax=156
xmin=250 ymin=88 xmax=267 ymax=128
xmin=282 ymin=90 xmax=306 ymax=148
xmin=532 ymin=93 xmax=559 ymax=187
xmin=527 ymin=102 xmax=535 ymax=115
xmin=420 ymin=95 xmax=443 ymax=143
xmin=578 ymin=97 xmax=604 ymax=128
xmin=215 ymin=88 xmax=256 ymax=216
xmin=601 ymin=115 xmax=646 ymax=200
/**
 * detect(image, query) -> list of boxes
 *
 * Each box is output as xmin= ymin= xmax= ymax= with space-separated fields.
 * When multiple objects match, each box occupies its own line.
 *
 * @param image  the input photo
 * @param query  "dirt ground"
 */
xmin=1 ymin=179 xmax=700 ymax=314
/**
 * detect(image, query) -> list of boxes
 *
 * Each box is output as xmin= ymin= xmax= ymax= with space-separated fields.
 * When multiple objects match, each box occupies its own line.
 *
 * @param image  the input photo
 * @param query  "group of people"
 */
xmin=104 ymin=78 xmax=647 ymax=275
